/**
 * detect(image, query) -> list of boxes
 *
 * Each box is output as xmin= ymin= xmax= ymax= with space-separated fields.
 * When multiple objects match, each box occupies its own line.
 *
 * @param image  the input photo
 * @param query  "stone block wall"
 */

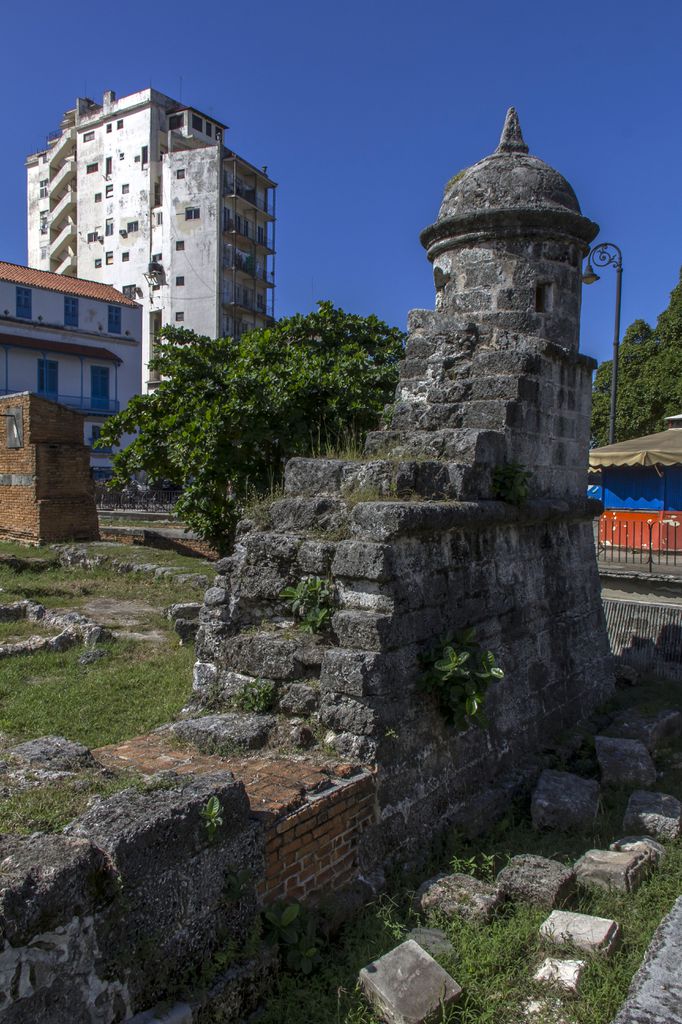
xmin=0 ymin=774 xmax=263 ymax=1024
xmin=0 ymin=392 xmax=99 ymax=544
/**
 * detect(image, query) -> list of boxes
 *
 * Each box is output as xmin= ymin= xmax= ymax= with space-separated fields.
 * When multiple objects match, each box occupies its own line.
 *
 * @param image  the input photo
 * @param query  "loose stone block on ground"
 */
xmin=531 ymin=770 xmax=600 ymax=831
xmin=574 ymin=849 xmax=650 ymax=894
xmin=414 ymin=872 xmax=504 ymax=923
xmin=533 ymin=957 xmax=585 ymax=994
xmin=8 ymin=735 xmax=97 ymax=772
xmin=622 ymin=790 xmax=682 ymax=840
xmin=540 ymin=910 xmax=622 ymax=956
xmin=358 ymin=939 xmax=462 ymax=1024
xmin=607 ymin=708 xmax=682 ymax=751
xmin=609 ymin=836 xmax=666 ymax=866
xmin=171 ymin=713 xmax=277 ymax=753
xmin=496 ymin=854 xmax=576 ymax=907
xmin=595 ymin=735 xmax=657 ymax=787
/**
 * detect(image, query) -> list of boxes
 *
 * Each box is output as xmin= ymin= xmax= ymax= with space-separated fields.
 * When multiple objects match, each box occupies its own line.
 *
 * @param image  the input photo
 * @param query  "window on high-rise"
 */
xmin=117 ymin=119 xmax=123 ymax=129
xmin=91 ymin=365 xmax=110 ymax=409
xmin=83 ymin=131 xmax=95 ymax=142
xmin=105 ymin=157 xmax=112 ymax=176
xmin=95 ymin=192 xmax=102 ymax=203
xmin=39 ymin=179 xmax=48 ymax=198
xmin=122 ymin=252 xmax=129 ymax=262
xmin=105 ymin=252 xmax=113 ymax=265
xmin=169 ymin=114 xmax=183 ymax=130
xmin=141 ymin=146 xmax=148 ymax=167
xmin=185 ymin=207 xmax=200 ymax=220
xmin=105 ymin=184 xmax=113 ymax=198
xmin=86 ymin=163 xmax=98 ymax=174
xmin=176 ymin=240 xmax=185 ymax=251
xmin=122 ymin=184 xmax=129 ymax=194
xmin=192 ymin=114 xmax=203 ymax=131
xmin=105 ymin=219 xmax=113 ymax=236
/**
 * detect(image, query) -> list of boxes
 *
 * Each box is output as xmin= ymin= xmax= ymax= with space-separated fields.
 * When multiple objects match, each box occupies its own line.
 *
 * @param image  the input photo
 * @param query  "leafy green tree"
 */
xmin=592 ymin=270 xmax=682 ymax=445
xmin=97 ymin=302 xmax=404 ymax=553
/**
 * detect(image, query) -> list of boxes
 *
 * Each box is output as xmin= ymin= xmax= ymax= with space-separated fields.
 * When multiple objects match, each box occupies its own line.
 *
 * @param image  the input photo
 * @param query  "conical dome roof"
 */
xmin=421 ymin=109 xmax=597 ymax=258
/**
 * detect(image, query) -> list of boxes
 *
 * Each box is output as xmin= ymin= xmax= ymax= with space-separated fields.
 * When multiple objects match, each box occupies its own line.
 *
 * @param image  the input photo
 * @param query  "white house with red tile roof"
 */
xmin=0 ymin=261 xmax=141 ymax=478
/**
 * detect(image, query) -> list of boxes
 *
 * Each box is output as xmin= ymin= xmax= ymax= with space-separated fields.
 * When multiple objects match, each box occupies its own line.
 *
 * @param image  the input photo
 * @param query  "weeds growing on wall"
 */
xmin=280 ymin=577 xmax=334 ymax=634
xmin=420 ymin=628 xmax=504 ymax=729
xmin=492 ymin=462 xmax=531 ymax=506
xmin=232 ymin=678 xmax=277 ymax=713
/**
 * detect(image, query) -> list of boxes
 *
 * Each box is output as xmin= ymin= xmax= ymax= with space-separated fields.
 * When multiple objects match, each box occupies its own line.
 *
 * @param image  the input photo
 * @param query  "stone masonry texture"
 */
xmin=192 ymin=108 xmax=614 ymax=873
xmin=0 ymin=392 xmax=99 ymax=544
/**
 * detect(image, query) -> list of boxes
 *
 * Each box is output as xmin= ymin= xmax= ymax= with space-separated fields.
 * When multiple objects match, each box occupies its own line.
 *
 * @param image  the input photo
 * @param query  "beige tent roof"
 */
xmin=590 ymin=428 xmax=682 ymax=468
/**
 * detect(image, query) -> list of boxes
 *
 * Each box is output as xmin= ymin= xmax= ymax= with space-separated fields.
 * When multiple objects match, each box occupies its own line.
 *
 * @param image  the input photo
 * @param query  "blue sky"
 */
xmin=2 ymin=0 xmax=680 ymax=365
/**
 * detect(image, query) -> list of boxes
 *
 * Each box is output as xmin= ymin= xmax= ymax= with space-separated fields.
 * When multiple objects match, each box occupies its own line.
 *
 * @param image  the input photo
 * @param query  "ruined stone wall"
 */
xmin=0 ymin=775 xmax=263 ymax=1024
xmin=0 ymin=392 xmax=99 ymax=544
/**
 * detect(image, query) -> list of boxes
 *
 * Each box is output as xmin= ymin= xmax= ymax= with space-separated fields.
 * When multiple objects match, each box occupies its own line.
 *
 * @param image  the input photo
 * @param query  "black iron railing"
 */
xmin=597 ymin=513 xmax=682 ymax=573
xmin=95 ymin=487 xmax=181 ymax=513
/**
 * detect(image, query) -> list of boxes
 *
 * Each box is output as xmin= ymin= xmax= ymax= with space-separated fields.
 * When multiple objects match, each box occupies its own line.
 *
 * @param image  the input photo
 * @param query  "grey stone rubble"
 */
xmin=7 ymin=735 xmax=97 ymax=773
xmin=595 ymin=735 xmax=657 ymax=788
xmin=533 ymin=957 xmax=585 ymax=995
xmin=622 ymin=790 xmax=682 ymax=840
xmin=496 ymin=854 xmax=576 ymax=907
xmin=170 ymin=712 xmax=278 ymax=752
xmin=609 ymin=836 xmax=666 ymax=866
xmin=0 ymin=600 xmax=112 ymax=658
xmin=531 ymin=770 xmax=600 ymax=832
xmin=574 ymin=848 xmax=650 ymax=894
xmin=191 ymin=107 xmax=614 ymax=867
xmin=611 ymin=896 xmax=682 ymax=1024
xmin=606 ymin=708 xmax=682 ymax=751
xmin=358 ymin=939 xmax=462 ymax=1024
xmin=540 ymin=910 xmax=622 ymax=957
xmin=56 ymin=545 xmax=210 ymax=588
xmin=414 ymin=872 xmax=504 ymax=923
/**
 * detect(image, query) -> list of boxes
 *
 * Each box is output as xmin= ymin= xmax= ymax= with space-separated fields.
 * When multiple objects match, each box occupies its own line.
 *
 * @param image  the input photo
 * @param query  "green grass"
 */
xmin=0 ymin=639 xmax=194 ymax=749
xmin=0 ymin=540 xmax=200 ymax=748
xmin=0 ymin=771 xmax=148 ymax=834
xmin=0 ymin=620 xmax=61 ymax=642
xmin=0 ymin=561 xmax=207 ymax=611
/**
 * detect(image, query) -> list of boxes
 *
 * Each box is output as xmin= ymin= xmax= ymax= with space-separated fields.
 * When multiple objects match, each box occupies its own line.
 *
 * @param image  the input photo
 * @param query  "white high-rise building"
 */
xmin=26 ymin=88 xmax=276 ymax=390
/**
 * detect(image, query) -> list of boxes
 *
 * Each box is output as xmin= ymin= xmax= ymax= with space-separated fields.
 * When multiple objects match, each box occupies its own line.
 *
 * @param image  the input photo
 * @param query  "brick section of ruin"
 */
xmin=259 ymin=773 xmax=377 ymax=903
xmin=95 ymin=732 xmax=378 ymax=906
xmin=0 ymin=392 xmax=99 ymax=543
xmin=192 ymin=109 xmax=614 ymax=874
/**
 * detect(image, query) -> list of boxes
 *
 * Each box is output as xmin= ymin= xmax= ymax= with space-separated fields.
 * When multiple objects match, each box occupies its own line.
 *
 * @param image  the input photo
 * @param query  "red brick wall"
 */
xmin=258 ymin=773 xmax=377 ymax=904
xmin=0 ymin=393 xmax=99 ymax=544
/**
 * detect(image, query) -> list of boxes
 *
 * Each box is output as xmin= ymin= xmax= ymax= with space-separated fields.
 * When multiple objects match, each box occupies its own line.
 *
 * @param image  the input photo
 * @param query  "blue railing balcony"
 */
xmin=42 ymin=393 xmax=120 ymax=415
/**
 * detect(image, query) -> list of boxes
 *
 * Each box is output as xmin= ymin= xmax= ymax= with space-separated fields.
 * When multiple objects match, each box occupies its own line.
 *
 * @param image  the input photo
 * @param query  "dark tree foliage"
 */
xmin=97 ymin=302 xmax=405 ymax=552
xmin=592 ymin=270 xmax=682 ymax=446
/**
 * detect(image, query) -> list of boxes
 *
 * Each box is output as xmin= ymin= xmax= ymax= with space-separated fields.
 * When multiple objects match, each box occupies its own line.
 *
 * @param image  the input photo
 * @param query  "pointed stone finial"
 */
xmin=496 ymin=107 xmax=529 ymax=154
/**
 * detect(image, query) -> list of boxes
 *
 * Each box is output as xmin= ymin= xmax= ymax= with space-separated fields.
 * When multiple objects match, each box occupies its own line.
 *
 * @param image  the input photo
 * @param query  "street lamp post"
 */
xmin=582 ymin=242 xmax=623 ymax=445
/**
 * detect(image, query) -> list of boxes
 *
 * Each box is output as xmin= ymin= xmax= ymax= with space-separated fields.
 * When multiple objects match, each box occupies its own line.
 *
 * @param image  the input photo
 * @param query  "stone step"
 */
xmin=623 ymin=790 xmax=682 ymax=840
xmin=414 ymin=871 xmax=504 ymax=923
xmin=359 ymin=939 xmax=462 ymax=1024
xmin=574 ymin=848 xmax=651 ymax=894
xmin=171 ymin=713 xmax=277 ymax=754
xmin=539 ymin=910 xmax=622 ymax=957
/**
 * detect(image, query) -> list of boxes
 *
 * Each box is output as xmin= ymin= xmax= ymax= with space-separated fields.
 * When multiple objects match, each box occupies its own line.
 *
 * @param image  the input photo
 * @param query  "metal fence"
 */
xmin=597 ymin=514 xmax=682 ymax=572
xmin=95 ymin=487 xmax=181 ymax=513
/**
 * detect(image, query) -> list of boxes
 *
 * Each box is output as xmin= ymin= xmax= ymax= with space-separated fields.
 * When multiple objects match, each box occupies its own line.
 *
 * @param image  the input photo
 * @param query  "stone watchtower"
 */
xmin=193 ymin=110 xmax=613 ymax=868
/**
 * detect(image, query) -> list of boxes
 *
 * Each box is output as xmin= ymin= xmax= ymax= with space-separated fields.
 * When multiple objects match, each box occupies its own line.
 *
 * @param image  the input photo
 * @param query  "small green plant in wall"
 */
xmin=420 ymin=627 xmax=504 ymax=730
xmin=233 ymin=678 xmax=276 ymax=713
xmin=200 ymin=795 xmax=223 ymax=841
xmin=263 ymin=902 xmax=321 ymax=974
xmin=492 ymin=461 xmax=531 ymax=506
xmin=280 ymin=576 xmax=334 ymax=634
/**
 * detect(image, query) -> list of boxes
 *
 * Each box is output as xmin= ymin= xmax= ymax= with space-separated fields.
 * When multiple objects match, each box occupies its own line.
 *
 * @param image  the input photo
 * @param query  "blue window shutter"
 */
xmin=16 ymin=287 xmax=32 ymax=319
xmin=107 ymin=305 xmax=121 ymax=333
